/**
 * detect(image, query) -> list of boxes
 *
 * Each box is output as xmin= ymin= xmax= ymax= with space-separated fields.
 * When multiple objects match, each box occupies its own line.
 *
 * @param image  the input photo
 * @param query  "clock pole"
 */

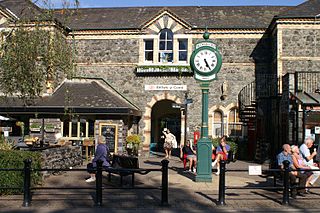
xmin=195 ymin=82 xmax=213 ymax=182
xmin=189 ymin=31 xmax=222 ymax=182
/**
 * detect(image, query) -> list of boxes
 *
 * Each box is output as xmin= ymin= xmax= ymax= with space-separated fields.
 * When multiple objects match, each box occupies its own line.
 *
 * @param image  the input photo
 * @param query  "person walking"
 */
xmin=162 ymin=128 xmax=176 ymax=159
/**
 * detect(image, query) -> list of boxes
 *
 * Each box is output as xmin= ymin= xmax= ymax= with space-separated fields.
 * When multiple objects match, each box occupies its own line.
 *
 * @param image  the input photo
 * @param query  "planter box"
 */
xmin=30 ymin=128 xmax=41 ymax=132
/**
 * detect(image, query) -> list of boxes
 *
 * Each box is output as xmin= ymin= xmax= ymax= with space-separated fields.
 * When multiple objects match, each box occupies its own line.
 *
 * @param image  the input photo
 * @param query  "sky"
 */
xmin=36 ymin=0 xmax=307 ymax=8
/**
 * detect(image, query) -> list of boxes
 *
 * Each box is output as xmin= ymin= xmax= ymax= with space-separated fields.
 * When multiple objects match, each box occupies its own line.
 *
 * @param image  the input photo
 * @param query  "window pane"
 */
xmin=167 ymin=30 xmax=173 ymax=40
xmin=159 ymin=41 xmax=165 ymax=50
xmin=71 ymin=122 xmax=77 ymax=137
xmin=214 ymin=111 xmax=222 ymax=122
xmin=229 ymin=109 xmax=235 ymax=122
xmin=159 ymin=52 xmax=173 ymax=62
xmin=145 ymin=40 xmax=153 ymax=50
xmin=63 ymin=121 xmax=69 ymax=137
xmin=167 ymin=41 xmax=173 ymax=50
xmin=179 ymin=39 xmax=187 ymax=50
xmin=179 ymin=51 xmax=187 ymax=61
xmin=145 ymin=51 xmax=153 ymax=61
xmin=160 ymin=31 xmax=166 ymax=39
xmin=88 ymin=120 xmax=95 ymax=137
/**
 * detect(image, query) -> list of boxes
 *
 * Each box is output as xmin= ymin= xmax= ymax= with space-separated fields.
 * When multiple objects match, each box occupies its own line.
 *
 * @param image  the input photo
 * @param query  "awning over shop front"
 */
xmin=0 ymin=78 xmax=142 ymax=117
xmin=290 ymin=92 xmax=320 ymax=106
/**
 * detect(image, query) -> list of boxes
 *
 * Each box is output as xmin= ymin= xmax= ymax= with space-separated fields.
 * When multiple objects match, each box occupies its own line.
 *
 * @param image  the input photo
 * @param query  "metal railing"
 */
xmin=217 ymin=160 xmax=320 ymax=206
xmin=0 ymin=159 xmax=169 ymax=207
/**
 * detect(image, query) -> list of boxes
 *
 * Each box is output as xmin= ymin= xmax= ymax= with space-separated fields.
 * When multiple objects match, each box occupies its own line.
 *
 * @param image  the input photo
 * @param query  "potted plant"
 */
xmin=30 ymin=123 xmax=41 ymax=132
xmin=44 ymin=124 xmax=55 ymax=132
xmin=126 ymin=134 xmax=141 ymax=156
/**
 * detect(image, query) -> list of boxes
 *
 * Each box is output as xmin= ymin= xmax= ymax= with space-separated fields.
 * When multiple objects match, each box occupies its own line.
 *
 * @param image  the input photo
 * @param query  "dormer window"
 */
xmin=159 ymin=29 xmax=173 ymax=63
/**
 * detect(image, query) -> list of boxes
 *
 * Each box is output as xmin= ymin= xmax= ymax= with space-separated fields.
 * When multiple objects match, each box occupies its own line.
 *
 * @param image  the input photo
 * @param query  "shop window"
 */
xmin=228 ymin=107 xmax=242 ymax=137
xmin=144 ymin=39 xmax=153 ymax=62
xmin=71 ymin=120 xmax=78 ymax=137
xmin=88 ymin=120 xmax=95 ymax=137
xmin=213 ymin=110 xmax=223 ymax=137
xmin=63 ymin=121 xmax=69 ymax=137
xmin=178 ymin=39 xmax=188 ymax=62
xmin=158 ymin=28 xmax=173 ymax=62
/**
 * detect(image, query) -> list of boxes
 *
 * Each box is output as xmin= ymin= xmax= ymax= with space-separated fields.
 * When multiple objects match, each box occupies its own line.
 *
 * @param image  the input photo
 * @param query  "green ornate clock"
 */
xmin=190 ymin=35 xmax=222 ymax=82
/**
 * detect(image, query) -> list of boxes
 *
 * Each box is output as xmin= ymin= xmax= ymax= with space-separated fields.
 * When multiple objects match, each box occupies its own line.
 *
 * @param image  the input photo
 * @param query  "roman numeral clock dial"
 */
xmin=194 ymin=49 xmax=217 ymax=73
xmin=190 ymin=40 xmax=222 ymax=82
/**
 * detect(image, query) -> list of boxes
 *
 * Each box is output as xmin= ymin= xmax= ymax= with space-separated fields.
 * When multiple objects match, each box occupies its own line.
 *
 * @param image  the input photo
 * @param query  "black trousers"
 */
xmin=289 ymin=171 xmax=308 ymax=194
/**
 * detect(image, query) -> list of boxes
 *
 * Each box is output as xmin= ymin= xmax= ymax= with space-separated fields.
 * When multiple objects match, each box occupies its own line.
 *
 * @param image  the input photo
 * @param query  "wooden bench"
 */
xmin=107 ymin=154 xmax=139 ymax=186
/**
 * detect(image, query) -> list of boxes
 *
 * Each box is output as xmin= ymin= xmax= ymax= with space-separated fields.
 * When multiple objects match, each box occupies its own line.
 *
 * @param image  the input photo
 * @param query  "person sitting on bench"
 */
xmin=85 ymin=135 xmax=111 ymax=183
xmin=212 ymin=136 xmax=230 ymax=175
xmin=277 ymin=144 xmax=308 ymax=198
xmin=180 ymin=140 xmax=197 ymax=173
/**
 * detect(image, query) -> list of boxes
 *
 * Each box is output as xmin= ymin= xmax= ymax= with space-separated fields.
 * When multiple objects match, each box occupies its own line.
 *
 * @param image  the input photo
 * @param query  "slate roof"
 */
xmin=64 ymin=6 xmax=291 ymax=30
xmin=0 ymin=78 xmax=141 ymax=116
xmin=0 ymin=0 xmax=43 ymax=20
xmin=277 ymin=0 xmax=320 ymax=18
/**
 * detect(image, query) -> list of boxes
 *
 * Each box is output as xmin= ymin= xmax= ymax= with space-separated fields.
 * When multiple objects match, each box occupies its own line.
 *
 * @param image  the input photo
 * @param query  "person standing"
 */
xmin=86 ymin=135 xmax=110 ymax=183
xmin=162 ymin=128 xmax=176 ymax=159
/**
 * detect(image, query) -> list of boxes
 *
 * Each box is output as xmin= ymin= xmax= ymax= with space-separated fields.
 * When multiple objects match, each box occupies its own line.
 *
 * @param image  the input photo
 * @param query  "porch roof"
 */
xmin=290 ymin=91 xmax=320 ymax=106
xmin=0 ymin=78 xmax=142 ymax=117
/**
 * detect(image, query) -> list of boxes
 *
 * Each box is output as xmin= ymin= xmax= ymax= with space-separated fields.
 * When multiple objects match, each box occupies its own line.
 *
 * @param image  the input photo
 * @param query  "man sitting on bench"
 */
xmin=277 ymin=144 xmax=308 ymax=198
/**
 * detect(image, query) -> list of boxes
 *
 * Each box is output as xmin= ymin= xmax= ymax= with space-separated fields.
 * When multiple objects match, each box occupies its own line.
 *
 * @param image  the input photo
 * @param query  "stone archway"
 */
xmin=142 ymin=92 xmax=184 ymax=155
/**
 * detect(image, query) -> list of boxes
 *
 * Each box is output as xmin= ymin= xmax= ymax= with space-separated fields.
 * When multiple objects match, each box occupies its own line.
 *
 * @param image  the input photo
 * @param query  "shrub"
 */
xmin=211 ymin=137 xmax=238 ymax=153
xmin=0 ymin=136 xmax=13 ymax=151
xmin=0 ymin=150 xmax=43 ymax=195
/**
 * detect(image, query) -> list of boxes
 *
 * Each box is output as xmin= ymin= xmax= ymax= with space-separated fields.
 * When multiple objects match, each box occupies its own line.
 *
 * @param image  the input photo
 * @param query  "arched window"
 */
xmin=159 ymin=29 xmax=173 ymax=62
xmin=213 ymin=110 xmax=223 ymax=137
xmin=228 ymin=107 xmax=242 ymax=137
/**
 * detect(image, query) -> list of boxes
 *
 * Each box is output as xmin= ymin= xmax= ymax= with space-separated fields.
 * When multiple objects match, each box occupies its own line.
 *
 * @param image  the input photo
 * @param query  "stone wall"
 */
xmin=75 ymin=36 xmax=264 ymax=138
xmin=40 ymin=146 xmax=83 ymax=178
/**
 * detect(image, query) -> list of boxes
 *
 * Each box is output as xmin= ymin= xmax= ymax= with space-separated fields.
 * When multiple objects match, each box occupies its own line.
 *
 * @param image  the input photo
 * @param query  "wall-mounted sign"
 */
xmin=136 ymin=66 xmax=191 ymax=73
xmin=145 ymin=85 xmax=187 ymax=91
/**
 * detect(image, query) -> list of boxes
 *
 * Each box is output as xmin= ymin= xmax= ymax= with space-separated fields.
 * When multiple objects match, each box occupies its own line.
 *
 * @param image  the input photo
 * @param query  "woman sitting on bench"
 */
xmin=212 ymin=136 xmax=230 ymax=175
xmin=85 ymin=135 xmax=111 ymax=183
xmin=180 ymin=140 xmax=197 ymax=173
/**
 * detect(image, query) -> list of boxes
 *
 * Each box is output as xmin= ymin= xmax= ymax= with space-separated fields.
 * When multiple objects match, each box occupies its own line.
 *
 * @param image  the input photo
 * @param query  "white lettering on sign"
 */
xmin=196 ymin=42 xmax=217 ymax=49
xmin=144 ymin=85 xmax=188 ymax=91
xmin=248 ymin=165 xmax=262 ymax=176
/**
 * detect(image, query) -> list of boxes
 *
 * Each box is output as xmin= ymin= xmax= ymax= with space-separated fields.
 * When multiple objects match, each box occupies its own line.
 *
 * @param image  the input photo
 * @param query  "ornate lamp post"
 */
xmin=190 ymin=32 xmax=222 ymax=182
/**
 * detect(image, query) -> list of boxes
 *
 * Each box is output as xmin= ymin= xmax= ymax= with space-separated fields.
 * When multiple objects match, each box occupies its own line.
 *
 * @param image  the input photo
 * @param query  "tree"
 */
xmin=0 ymin=0 xmax=79 ymax=104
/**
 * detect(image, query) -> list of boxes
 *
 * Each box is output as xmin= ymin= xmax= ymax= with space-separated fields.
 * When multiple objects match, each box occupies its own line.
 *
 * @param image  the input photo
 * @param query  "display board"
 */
xmin=99 ymin=123 xmax=118 ymax=153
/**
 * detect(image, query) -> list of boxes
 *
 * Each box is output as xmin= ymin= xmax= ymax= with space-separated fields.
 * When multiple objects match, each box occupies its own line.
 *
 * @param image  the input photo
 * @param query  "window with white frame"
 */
xmin=178 ymin=39 xmax=188 ymax=62
xmin=228 ymin=107 xmax=242 ymax=137
xmin=159 ymin=28 xmax=173 ymax=62
xmin=144 ymin=39 xmax=153 ymax=62
xmin=213 ymin=110 xmax=223 ymax=137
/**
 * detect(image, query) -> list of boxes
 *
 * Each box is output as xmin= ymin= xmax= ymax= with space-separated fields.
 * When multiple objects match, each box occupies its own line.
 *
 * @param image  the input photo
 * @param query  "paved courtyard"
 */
xmin=1 ymin=152 xmax=320 ymax=212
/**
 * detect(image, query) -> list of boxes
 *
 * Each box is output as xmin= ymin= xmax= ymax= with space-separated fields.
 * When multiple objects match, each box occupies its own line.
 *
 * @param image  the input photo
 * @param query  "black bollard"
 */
xmin=218 ymin=160 xmax=226 ymax=205
xmin=95 ymin=160 xmax=103 ymax=206
xmin=282 ymin=160 xmax=290 ymax=205
xmin=161 ymin=159 xmax=169 ymax=206
xmin=22 ymin=158 xmax=32 ymax=207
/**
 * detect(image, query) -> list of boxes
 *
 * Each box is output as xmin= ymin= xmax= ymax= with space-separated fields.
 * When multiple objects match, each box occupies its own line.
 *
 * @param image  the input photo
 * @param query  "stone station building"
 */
xmin=1 ymin=0 xmax=320 ymax=161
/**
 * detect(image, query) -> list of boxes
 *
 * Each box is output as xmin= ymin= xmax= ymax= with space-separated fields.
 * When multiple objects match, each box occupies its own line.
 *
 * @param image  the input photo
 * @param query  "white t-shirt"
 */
xmin=299 ymin=143 xmax=313 ymax=166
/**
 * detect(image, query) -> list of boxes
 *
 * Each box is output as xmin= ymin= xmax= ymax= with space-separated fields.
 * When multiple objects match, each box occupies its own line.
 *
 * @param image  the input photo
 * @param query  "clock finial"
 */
xmin=203 ymin=26 xmax=210 ymax=40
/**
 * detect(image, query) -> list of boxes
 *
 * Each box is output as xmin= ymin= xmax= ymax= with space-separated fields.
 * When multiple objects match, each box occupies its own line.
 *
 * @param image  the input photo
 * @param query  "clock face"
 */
xmin=194 ymin=49 xmax=217 ymax=73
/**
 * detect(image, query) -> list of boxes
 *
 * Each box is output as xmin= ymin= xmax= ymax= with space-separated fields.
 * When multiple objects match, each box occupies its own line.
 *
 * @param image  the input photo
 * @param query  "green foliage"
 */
xmin=126 ymin=134 xmax=141 ymax=145
xmin=0 ymin=136 xmax=13 ymax=151
xmin=0 ymin=0 xmax=77 ymax=103
xmin=211 ymin=137 xmax=238 ymax=153
xmin=0 ymin=150 xmax=43 ymax=195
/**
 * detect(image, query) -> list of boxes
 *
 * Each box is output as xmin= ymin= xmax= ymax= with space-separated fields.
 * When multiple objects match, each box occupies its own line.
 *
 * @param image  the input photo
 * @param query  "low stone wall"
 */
xmin=40 ymin=146 xmax=83 ymax=178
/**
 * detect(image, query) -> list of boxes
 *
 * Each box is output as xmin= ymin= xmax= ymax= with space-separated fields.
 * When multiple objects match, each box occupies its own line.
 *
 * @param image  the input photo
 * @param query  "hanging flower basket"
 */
xmin=126 ymin=134 xmax=141 ymax=156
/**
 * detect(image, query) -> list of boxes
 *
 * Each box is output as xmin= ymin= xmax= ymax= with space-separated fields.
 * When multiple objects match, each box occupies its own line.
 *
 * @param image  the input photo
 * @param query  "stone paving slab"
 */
xmin=1 ymin=153 xmax=320 ymax=212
